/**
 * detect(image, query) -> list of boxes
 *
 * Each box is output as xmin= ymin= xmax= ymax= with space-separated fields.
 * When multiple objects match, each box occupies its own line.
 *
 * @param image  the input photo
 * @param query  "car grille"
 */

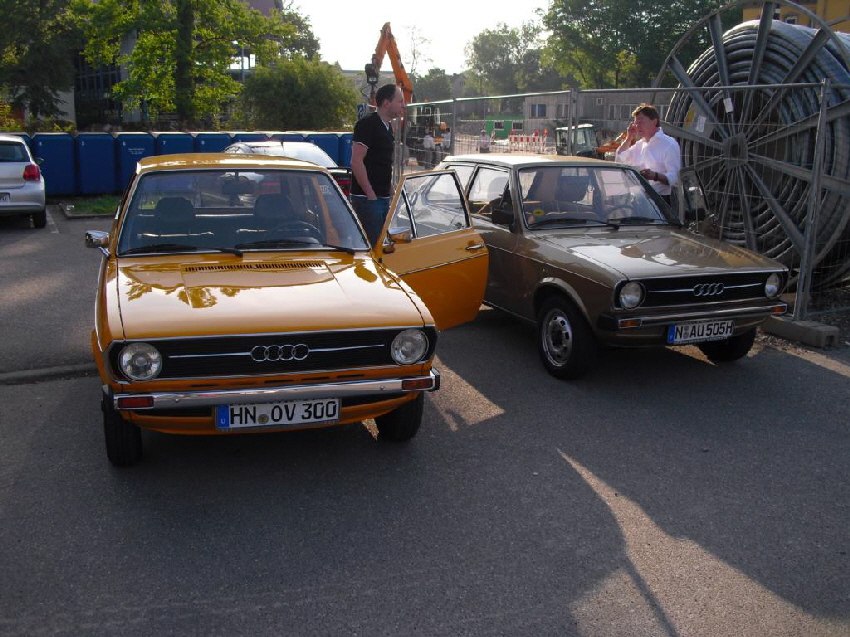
xmin=633 ymin=272 xmax=778 ymax=308
xmin=109 ymin=328 xmax=437 ymax=380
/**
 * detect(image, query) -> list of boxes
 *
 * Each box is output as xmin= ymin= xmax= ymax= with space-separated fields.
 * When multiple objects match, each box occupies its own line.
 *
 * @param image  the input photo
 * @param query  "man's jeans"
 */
xmin=351 ymin=197 xmax=390 ymax=246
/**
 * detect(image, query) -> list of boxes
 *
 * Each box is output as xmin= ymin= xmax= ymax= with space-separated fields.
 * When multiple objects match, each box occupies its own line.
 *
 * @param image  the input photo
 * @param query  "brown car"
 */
xmin=439 ymin=154 xmax=788 ymax=379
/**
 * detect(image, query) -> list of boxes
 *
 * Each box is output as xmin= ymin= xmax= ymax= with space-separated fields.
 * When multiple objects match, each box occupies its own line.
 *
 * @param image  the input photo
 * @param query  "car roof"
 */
xmin=443 ymin=153 xmax=617 ymax=168
xmin=0 ymin=133 xmax=28 ymax=144
xmin=137 ymin=153 xmax=327 ymax=173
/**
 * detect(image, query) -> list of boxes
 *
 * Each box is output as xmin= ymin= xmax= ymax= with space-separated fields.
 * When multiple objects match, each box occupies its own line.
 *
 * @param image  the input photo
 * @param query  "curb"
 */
xmin=0 ymin=363 xmax=99 ymax=385
xmin=762 ymin=316 xmax=840 ymax=348
xmin=57 ymin=202 xmax=114 ymax=220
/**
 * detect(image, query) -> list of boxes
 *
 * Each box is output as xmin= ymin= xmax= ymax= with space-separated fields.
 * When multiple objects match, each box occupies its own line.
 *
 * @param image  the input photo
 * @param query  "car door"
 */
xmin=378 ymin=170 xmax=488 ymax=331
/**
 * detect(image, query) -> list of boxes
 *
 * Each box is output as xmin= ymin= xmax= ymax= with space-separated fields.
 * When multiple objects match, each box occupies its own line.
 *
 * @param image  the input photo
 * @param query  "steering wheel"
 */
xmin=268 ymin=221 xmax=323 ymax=242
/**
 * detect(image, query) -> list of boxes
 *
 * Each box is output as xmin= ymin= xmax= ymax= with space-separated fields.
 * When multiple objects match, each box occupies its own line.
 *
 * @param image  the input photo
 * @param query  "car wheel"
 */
xmin=536 ymin=296 xmax=596 ymax=380
xmin=31 ymin=209 xmax=47 ymax=229
xmin=102 ymin=396 xmax=143 ymax=467
xmin=375 ymin=393 xmax=424 ymax=441
xmin=698 ymin=327 xmax=757 ymax=363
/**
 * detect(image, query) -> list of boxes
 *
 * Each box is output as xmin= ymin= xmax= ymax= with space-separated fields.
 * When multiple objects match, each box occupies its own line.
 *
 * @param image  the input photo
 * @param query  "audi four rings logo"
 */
xmin=693 ymin=283 xmax=724 ymax=297
xmin=251 ymin=344 xmax=310 ymax=362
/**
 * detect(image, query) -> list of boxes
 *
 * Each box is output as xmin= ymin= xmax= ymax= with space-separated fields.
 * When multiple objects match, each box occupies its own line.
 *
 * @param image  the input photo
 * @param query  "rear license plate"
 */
xmin=667 ymin=319 xmax=734 ymax=344
xmin=0 ymin=193 xmax=9 ymax=202
xmin=215 ymin=398 xmax=340 ymax=430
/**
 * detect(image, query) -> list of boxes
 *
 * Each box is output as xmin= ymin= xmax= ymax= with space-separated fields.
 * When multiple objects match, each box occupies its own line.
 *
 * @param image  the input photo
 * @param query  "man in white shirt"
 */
xmin=422 ymin=130 xmax=435 ymax=168
xmin=615 ymin=103 xmax=681 ymax=204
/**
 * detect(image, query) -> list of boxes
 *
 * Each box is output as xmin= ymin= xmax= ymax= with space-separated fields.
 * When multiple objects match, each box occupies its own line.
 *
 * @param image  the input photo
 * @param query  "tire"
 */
xmin=536 ymin=296 xmax=596 ymax=380
xmin=102 ymin=397 xmax=143 ymax=467
xmin=31 ymin=209 xmax=47 ymax=229
xmin=375 ymin=393 xmax=424 ymax=442
xmin=698 ymin=327 xmax=757 ymax=363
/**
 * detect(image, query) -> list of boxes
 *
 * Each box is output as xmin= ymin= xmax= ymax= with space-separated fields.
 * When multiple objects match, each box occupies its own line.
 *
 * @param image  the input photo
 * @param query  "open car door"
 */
xmin=377 ymin=170 xmax=488 ymax=331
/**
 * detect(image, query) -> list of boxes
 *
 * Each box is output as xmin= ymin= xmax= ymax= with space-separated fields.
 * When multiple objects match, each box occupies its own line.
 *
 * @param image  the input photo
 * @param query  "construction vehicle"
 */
xmin=365 ymin=23 xmax=414 ymax=107
xmin=555 ymin=123 xmax=626 ymax=159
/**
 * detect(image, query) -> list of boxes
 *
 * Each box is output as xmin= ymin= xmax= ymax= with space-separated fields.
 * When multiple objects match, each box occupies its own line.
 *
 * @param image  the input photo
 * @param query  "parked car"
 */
xmin=224 ymin=140 xmax=353 ymax=196
xmin=0 ymin=133 xmax=46 ymax=228
xmin=438 ymin=153 xmax=788 ymax=379
xmin=86 ymin=154 xmax=488 ymax=466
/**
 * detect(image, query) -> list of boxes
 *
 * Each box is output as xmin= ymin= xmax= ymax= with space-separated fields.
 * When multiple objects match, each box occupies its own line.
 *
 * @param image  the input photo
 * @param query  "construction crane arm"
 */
xmin=365 ymin=22 xmax=413 ymax=106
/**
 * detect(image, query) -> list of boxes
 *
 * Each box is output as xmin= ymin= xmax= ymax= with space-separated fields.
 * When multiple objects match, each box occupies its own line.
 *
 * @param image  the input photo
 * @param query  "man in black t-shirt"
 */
xmin=351 ymin=84 xmax=405 ymax=246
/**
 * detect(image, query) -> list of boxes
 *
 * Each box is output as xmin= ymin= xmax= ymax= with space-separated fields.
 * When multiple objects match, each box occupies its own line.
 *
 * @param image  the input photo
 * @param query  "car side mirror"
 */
xmin=85 ymin=230 xmax=110 ymax=256
xmin=387 ymin=229 xmax=412 ymax=244
xmin=34 ymin=157 xmax=44 ymax=166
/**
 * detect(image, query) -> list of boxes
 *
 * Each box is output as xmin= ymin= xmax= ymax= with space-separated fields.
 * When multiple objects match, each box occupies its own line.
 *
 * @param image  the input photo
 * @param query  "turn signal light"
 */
xmin=771 ymin=304 xmax=787 ymax=315
xmin=23 ymin=164 xmax=40 ymax=181
xmin=618 ymin=318 xmax=642 ymax=329
xmin=402 ymin=377 xmax=434 ymax=391
xmin=117 ymin=396 xmax=154 ymax=409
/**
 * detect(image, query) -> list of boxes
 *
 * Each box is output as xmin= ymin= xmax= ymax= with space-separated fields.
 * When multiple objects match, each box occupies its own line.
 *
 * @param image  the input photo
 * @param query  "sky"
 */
xmin=295 ymin=0 xmax=549 ymax=75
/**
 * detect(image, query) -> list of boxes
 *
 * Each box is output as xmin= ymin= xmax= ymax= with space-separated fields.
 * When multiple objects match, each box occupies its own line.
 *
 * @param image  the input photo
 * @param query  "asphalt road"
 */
xmin=1 ymin=209 xmax=848 ymax=636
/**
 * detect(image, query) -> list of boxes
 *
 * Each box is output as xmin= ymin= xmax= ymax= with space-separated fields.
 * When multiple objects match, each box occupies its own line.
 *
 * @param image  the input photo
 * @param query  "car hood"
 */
xmin=538 ymin=228 xmax=782 ymax=279
xmin=114 ymin=254 xmax=424 ymax=339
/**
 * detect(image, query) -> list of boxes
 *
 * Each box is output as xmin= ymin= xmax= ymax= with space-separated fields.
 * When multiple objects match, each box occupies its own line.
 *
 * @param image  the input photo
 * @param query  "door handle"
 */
xmin=465 ymin=243 xmax=485 ymax=251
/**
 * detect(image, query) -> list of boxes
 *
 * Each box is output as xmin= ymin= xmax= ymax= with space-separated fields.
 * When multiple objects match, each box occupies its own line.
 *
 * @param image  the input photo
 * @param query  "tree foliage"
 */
xmin=543 ymin=0 xmax=739 ymax=88
xmin=235 ymin=58 xmax=359 ymax=130
xmin=414 ymin=69 xmax=451 ymax=102
xmin=71 ymin=0 xmax=319 ymax=125
xmin=0 ymin=0 xmax=80 ymax=119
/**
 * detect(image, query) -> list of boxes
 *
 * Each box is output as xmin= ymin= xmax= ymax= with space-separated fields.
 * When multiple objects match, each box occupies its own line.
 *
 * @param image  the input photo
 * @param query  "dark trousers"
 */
xmin=351 ymin=197 xmax=390 ymax=246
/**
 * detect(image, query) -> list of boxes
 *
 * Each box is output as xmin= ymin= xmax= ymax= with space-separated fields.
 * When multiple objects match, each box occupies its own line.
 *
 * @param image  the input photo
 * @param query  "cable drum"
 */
xmin=653 ymin=2 xmax=850 ymax=289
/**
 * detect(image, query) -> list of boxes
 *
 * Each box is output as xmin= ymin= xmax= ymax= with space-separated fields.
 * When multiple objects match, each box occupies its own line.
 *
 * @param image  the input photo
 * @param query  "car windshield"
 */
xmin=116 ymin=169 xmax=369 ymax=256
xmin=518 ymin=166 xmax=671 ymax=229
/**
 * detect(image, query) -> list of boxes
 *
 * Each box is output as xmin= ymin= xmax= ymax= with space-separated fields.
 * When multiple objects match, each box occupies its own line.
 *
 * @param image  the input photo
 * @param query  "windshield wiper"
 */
xmin=121 ymin=243 xmax=243 ymax=257
xmin=235 ymin=238 xmax=320 ymax=250
xmin=531 ymin=217 xmax=599 ymax=228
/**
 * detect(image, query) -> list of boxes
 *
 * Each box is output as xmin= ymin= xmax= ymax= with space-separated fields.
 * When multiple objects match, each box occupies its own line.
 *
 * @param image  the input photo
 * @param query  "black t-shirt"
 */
xmin=351 ymin=112 xmax=394 ymax=197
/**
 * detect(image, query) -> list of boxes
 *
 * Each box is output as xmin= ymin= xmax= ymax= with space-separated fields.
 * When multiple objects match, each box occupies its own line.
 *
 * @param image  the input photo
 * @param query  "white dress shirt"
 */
xmin=615 ymin=128 xmax=681 ymax=196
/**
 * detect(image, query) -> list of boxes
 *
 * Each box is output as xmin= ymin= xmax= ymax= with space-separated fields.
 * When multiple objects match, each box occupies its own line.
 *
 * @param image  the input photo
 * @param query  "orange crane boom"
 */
xmin=365 ymin=22 xmax=414 ymax=106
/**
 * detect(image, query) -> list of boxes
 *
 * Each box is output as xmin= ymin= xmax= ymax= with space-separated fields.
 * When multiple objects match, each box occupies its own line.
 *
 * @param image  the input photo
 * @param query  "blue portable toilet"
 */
xmin=305 ymin=132 xmax=340 ymax=164
xmin=154 ymin=131 xmax=194 ymax=155
xmin=194 ymin=132 xmax=233 ymax=153
xmin=76 ymin=133 xmax=118 ymax=195
xmin=115 ymin=132 xmax=154 ymax=190
xmin=231 ymin=131 xmax=269 ymax=144
xmin=31 ymin=133 xmax=76 ymax=196
xmin=337 ymin=132 xmax=353 ymax=167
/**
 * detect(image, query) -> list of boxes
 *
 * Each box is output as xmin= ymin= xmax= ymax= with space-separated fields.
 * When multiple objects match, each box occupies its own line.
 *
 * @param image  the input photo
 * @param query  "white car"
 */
xmin=0 ymin=133 xmax=46 ymax=228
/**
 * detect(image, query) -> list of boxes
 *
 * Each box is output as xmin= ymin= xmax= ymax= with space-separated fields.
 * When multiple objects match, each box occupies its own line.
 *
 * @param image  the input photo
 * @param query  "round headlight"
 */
xmin=765 ymin=273 xmax=782 ymax=298
xmin=390 ymin=329 xmax=429 ymax=365
xmin=119 ymin=343 xmax=162 ymax=381
xmin=619 ymin=281 xmax=645 ymax=309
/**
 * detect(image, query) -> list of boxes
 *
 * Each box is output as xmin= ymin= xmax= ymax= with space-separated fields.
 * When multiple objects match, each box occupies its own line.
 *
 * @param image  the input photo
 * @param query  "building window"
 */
xmin=785 ymin=14 xmax=797 ymax=24
xmin=530 ymin=103 xmax=547 ymax=118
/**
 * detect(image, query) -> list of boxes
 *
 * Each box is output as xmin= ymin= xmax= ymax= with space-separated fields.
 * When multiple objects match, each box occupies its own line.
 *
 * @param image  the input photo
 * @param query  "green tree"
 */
xmin=543 ymin=0 xmax=739 ymax=88
xmin=235 ymin=58 xmax=359 ymax=130
xmin=414 ymin=68 xmax=451 ymax=102
xmin=465 ymin=22 xmax=559 ymax=95
xmin=0 ymin=0 xmax=80 ymax=119
xmin=72 ymin=0 xmax=318 ymax=125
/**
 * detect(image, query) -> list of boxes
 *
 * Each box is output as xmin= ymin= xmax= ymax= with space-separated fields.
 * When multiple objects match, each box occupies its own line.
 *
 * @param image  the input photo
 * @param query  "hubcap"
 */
xmin=542 ymin=309 xmax=573 ymax=366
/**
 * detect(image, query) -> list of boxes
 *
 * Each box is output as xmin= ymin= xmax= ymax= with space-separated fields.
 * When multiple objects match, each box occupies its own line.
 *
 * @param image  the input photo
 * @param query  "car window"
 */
xmin=0 ymin=142 xmax=29 ymax=162
xmin=467 ymin=167 xmax=509 ymax=216
xmin=518 ymin=166 xmax=668 ymax=228
xmin=389 ymin=172 xmax=469 ymax=238
xmin=443 ymin=164 xmax=475 ymax=189
xmin=117 ymin=169 xmax=369 ymax=254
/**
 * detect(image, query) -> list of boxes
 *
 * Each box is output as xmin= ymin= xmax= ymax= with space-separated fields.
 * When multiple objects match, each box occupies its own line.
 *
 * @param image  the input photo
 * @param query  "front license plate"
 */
xmin=215 ymin=398 xmax=340 ymax=430
xmin=0 ymin=193 xmax=9 ymax=202
xmin=667 ymin=319 xmax=734 ymax=344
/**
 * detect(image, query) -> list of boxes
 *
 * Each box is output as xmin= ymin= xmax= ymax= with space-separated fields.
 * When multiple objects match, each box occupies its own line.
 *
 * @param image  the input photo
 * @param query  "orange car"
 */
xmin=86 ymin=154 xmax=487 ymax=466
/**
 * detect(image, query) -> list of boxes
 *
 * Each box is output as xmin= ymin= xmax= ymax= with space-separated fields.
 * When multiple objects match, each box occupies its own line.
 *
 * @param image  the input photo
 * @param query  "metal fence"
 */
xmin=399 ymin=82 xmax=850 ymax=323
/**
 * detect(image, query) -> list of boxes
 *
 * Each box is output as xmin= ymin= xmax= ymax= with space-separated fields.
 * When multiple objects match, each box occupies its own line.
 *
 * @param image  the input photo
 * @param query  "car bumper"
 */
xmin=112 ymin=369 xmax=441 ymax=411
xmin=596 ymin=302 xmax=787 ymax=345
xmin=0 ymin=185 xmax=45 ymax=214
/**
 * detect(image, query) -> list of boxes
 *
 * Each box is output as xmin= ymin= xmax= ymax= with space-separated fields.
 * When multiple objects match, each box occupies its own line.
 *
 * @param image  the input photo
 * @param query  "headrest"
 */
xmin=153 ymin=197 xmax=194 ymax=229
xmin=254 ymin=194 xmax=293 ymax=224
xmin=556 ymin=176 xmax=590 ymax=203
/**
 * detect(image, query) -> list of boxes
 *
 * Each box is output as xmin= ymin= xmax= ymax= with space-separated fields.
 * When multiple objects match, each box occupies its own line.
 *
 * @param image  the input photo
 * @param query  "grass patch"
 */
xmin=64 ymin=195 xmax=120 ymax=216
